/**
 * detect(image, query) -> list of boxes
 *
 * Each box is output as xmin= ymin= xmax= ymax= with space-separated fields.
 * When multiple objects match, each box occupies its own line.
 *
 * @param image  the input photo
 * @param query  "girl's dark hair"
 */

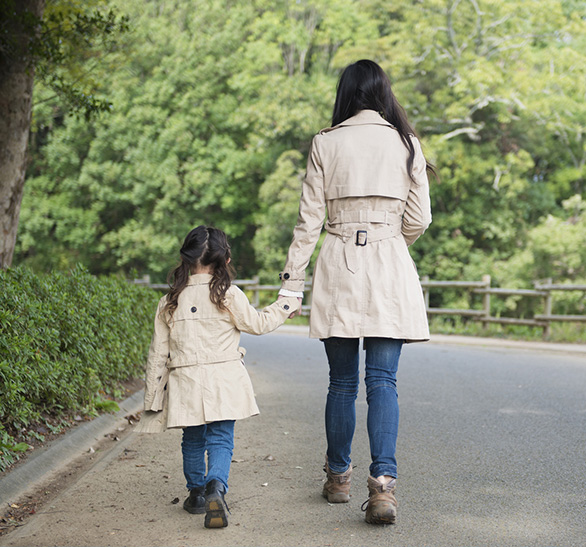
xmin=332 ymin=59 xmax=438 ymax=181
xmin=163 ymin=225 xmax=234 ymax=318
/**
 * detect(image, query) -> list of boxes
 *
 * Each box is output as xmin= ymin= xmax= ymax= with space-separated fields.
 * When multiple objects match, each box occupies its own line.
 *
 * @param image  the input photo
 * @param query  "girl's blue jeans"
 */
xmin=323 ymin=337 xmax=403 ymax=479
xmin=181 ymin=420 xmax=235 ymax=491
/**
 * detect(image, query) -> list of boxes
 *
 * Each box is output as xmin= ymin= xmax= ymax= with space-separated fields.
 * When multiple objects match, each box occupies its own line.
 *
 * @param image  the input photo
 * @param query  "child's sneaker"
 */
xmin=204 ymin=479 xmax=229 ymax=528
xmin=183 ymin=486 xmax=205 ymax=514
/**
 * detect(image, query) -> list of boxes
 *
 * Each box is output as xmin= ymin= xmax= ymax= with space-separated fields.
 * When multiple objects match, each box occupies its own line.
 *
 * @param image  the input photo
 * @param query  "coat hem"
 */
xmin=166 ymin=411 xmax=260 ymax=429
xmin=309 ymin=331 xmax=430 ymax=343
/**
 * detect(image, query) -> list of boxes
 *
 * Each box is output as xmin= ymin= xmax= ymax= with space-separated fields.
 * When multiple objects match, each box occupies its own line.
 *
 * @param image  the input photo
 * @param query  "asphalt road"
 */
xmin=2 ymin=331 xmax=586 ymax=547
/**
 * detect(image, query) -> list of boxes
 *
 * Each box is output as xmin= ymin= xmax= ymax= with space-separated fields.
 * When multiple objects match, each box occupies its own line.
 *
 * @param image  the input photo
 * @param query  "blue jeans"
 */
xmin=323 ymin=337 xmax=403 ymax=479
xmin=181 ymin=420 xmax=235 ymax=491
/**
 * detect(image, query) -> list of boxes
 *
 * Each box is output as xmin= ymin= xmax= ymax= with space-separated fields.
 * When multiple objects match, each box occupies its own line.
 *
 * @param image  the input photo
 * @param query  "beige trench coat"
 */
xmin=136 ymin=274 xmax=300 ymax=433
xmin=280 ymin=109 xmax=431 ymax=342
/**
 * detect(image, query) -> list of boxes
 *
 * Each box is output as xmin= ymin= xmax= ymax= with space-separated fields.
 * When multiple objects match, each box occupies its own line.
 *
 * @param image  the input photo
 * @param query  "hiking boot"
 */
xmin=362 ymin=475 xmax=397 ymax=524
xmin=204 ymin=479 xmax=229 ymax=528
xmin=183 ymin=486 xmax=205 ymax=514
xmin=322 ymin=457 xmax=352 ymax=503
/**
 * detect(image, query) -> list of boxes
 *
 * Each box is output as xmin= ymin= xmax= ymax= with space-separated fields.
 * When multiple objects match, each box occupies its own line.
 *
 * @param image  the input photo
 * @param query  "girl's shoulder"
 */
xmin=224 ymin=283 xmax=245 ymax=300
xmin=223 ymin=284 xmax=249 ymax=309
xmin=156 ymin=293 xmax=169 ymax=310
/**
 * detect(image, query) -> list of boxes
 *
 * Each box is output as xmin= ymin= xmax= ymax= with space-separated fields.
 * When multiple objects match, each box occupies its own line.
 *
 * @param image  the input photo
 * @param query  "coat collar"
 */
xmin=334 ymin=109 xmax=394 ymax=129
xmin=187 ymin=273 xmax=212 ymax=286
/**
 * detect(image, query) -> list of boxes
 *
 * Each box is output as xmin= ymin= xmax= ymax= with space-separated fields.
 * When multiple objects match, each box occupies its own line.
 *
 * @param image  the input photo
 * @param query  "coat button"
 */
xmin=279 ymin=273 xmax=283 ymax=280
xmin=284 ymin=305 xmax=290 ymax=310
xmin=284 ymin=273 xmax=290 ymax=280
xmin=191 ymin=306 xmax=197 ymax=313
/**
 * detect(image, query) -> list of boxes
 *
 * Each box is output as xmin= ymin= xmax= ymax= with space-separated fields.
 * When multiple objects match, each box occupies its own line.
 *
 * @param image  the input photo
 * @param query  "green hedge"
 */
xmin=0 ymin=266 xmax=161 ymax=471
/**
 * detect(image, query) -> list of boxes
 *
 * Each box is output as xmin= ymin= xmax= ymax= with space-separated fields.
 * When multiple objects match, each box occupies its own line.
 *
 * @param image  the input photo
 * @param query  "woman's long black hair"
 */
xmin=163 ymin=225 xmax=234 ymax=319
xmin=332 ymin=59 xmax=437 ymax=182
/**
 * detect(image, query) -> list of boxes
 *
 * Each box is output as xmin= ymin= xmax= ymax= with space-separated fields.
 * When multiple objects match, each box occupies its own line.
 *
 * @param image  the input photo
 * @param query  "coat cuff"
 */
xmin=279 ymin=268 xmax=305 ymax=292
xmin=273 ymin=296 xmax=301 ymax=314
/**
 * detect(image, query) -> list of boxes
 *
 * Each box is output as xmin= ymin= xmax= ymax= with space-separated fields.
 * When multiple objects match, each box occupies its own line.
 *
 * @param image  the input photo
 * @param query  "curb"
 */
xmin=274 ymin=324 xmax=586 ymax=356
xmin=0 ymin=390 xmax=144 ymax=506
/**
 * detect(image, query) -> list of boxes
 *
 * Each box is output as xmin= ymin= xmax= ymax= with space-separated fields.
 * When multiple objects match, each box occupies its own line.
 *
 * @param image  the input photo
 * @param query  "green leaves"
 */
xmin=13 ymin=0 xmax=586 ymax=293
xmin=0 ymin=266 xmax=159 ymax=471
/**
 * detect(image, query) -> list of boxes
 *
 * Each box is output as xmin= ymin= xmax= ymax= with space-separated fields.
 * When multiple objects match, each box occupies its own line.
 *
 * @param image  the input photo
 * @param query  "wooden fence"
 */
xmin=133 ymin=275 xmax=586 ymax=338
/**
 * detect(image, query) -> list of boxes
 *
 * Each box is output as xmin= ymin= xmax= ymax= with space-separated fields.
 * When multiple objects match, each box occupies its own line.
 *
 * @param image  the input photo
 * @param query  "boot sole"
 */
xmin=365 ymin=512 xmax=396 ymax=525
xmin=204 ymin=495 xmax=228 ymax=528
xmin=322 ymin=490 xmax=350 ymax=503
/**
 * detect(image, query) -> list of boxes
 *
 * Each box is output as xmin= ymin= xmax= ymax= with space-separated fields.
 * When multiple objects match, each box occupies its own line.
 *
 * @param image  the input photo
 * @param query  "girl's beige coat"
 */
xmin=280 ymin=110 xmax=431 ymax=342
xmin=136 ymin=274 xmax=299 ymax=433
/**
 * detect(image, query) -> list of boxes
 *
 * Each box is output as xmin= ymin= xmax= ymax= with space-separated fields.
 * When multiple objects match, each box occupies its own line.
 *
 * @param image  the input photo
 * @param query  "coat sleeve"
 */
xmin=280 ymin=135 xmax=326 ymax=292
xmin=143 ymin=297 xmax=170 ymax=412
xmin=402 ymin=137 xmax=432 ymax=246
xmin=226 ymin=287 xmax=301 ymax=335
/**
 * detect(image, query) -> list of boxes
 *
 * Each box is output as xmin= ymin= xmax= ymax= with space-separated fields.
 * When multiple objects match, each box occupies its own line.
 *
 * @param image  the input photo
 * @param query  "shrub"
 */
xmin=0 ymin=266 xmax=161 ymax=472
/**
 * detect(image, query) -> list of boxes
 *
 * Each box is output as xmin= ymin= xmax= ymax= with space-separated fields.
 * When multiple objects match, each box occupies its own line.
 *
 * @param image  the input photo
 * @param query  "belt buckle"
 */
xmin=355 ymin=230 xmax=367 ymax=246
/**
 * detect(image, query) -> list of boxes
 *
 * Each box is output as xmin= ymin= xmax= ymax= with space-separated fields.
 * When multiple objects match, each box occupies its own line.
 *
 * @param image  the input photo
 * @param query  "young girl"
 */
xmin=136 ymin=225 xmax=300 ymax=528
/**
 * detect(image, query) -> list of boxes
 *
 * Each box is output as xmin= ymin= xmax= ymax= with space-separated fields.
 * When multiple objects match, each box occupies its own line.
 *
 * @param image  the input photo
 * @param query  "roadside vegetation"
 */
xmin=0 ymin=267 xmax=160 ymax=472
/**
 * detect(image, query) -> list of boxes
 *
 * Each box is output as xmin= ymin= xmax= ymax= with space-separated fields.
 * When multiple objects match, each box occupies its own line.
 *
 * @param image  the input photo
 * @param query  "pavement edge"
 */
xmin=0 ymin=390 xmax=144 ymax=506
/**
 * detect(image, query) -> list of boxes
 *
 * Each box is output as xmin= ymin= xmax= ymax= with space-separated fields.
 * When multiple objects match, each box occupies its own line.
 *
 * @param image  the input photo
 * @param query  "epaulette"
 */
xmin=318 ymin=125 xmax=341 ymax=135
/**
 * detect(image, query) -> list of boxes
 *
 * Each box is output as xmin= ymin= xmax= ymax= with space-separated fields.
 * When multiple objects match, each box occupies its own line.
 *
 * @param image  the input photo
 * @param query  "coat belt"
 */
xmin=166 ymin=347 xmax=246 ymax=370
xmin=328 ymin=209 xmax=401 ymax=225
xmin=148 ymin=347 xmax=247 ymax=411
xmin=325 ymin=222 xmax=402 ymax=274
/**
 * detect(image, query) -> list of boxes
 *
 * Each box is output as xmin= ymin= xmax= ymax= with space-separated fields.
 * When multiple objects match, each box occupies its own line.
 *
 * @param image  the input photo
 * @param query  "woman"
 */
xmin=278 ymin=60 xmax=435 ymax=524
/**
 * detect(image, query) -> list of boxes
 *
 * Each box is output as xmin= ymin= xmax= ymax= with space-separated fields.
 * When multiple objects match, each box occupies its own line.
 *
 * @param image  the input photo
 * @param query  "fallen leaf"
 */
xmin=171 ymin=497 xmax=180 ymax=504
xmin=126 ymin=413 xmax=141 ymax=424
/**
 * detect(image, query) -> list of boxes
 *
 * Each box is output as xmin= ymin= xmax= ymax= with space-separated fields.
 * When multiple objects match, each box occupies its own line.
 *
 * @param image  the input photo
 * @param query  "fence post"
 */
xmin=542 ymin=277 xmax=553 ymax=339
xmin=422 ymin=275 xmax=430 ymax=311
xmin=482 ymin=274 xmax=491 ymax=329
xmin=133 ymin=274 xmax=150 ymax=285
xmin=252 ymin=275 xmax=260 ymax=309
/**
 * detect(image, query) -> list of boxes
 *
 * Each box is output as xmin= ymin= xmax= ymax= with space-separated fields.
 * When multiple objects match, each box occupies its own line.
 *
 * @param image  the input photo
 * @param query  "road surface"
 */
xmin=2 ymin=331 xmax=585 ymax=546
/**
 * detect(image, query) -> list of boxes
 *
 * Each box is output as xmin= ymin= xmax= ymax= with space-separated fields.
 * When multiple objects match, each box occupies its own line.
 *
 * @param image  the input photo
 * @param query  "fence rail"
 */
xmin=133 ymin=274 xmax=586 ymax=338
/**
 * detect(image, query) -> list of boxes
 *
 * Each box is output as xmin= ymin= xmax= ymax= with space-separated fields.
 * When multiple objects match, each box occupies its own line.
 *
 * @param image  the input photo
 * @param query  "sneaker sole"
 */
xmin=183 ymin=501 xmax=205 ymax=515
xmin=204 ymin=496 xmax=228 ymax=528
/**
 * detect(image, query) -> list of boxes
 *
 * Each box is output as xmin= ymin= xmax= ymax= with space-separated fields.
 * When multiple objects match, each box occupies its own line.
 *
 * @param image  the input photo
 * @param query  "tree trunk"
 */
xmin=0 ymin=0 xmax=45 ymax=269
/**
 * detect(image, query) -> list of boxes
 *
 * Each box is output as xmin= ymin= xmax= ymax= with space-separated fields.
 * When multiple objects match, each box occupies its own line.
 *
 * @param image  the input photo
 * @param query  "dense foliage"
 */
xmin=15 ymin=0 xmax=586 ymax=297
xmin=0 ymin=266 xmax=160 ymax=471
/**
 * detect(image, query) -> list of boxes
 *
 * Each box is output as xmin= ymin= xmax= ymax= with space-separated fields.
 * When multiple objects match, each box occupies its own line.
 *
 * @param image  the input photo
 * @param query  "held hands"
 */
xmin=278 ymin=295 xmax=303 ymax=319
